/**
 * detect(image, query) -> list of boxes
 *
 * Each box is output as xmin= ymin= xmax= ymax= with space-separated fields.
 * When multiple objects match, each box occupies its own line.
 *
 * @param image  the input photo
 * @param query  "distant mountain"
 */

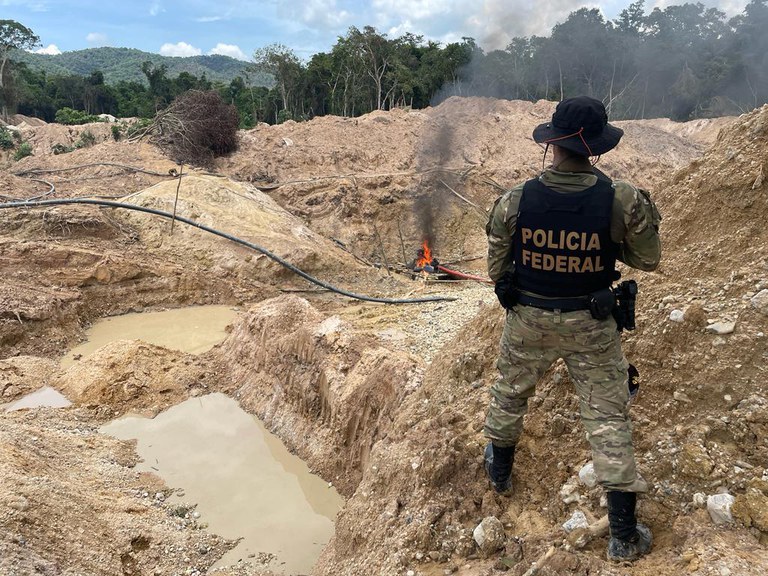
xmin=12 ymin=47 xmax=272 ymax=86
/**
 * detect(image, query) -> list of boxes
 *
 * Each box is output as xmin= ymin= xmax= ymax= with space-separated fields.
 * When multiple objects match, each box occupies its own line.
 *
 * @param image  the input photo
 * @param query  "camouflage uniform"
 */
xmin=485 ymin=157 xmax=661 ymax=492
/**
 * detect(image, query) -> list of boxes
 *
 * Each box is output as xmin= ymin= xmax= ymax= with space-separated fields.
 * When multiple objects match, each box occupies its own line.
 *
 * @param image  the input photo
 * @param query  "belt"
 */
xmin=517 ymin=293 xmax=590 ymax=312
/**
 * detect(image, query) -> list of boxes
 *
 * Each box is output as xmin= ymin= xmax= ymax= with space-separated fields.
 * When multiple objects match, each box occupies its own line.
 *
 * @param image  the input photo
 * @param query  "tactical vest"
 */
xmin=513 ymin=177 xmax=619 ymax=298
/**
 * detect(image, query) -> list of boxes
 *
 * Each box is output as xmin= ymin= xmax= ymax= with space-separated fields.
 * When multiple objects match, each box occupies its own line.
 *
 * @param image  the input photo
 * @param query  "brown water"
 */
xmin=61 ymin=305 xmax=239 ymax=369
xmin=4 ymin=386 xmax=72 ymax=411
xmin=100 ymin=393 xmax=344 ymax=574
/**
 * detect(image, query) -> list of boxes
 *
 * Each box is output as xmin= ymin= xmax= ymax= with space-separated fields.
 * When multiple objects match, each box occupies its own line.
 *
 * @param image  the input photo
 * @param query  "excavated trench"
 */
xmin=18 ymin=304 xmax=349 ymax=575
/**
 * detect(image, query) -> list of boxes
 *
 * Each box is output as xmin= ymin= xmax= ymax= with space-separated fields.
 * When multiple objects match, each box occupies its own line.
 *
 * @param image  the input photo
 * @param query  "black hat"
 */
xmin=532 ymin=96 xmax=623 ymax=156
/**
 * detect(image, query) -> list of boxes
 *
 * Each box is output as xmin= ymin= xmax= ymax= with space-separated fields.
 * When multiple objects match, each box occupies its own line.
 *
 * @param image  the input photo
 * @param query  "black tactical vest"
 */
xmin=513 ymin=177 xmax=619 ymax=298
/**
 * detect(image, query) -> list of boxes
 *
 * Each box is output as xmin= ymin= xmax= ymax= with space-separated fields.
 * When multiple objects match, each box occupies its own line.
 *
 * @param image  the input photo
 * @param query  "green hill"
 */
xmin=12 ymin=47 xmax=271 ymax=86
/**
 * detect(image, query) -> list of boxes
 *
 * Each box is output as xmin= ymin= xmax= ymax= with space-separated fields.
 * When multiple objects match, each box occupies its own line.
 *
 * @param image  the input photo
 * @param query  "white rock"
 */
xmin=562 ymin=510 xmax=590 ymax=533
xmin=559 ymin=481 xmax=580 ymax=504
xmin=473 ymin=516 xmax=505 ymax=554
xmin=670 ymin=310 xmax=686 ymax=323
xmin=578 ymin=462 xmax=598 ymax=488
xmin=751 ymin=290 xmax=768 ymax=315
xmin=706 ymin=322 xmax=736 ymax=335
xmin=407 ymin=571 xmax=416 ymax=576
xmin=693 ymin=492 xmax=707 ymax=508
xmin=707 ymin=493 xmax=736 ymax=524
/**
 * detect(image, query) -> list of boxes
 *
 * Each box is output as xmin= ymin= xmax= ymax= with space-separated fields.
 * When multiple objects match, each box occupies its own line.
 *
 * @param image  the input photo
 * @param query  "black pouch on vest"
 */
xmin=494 ymin=272 xmax=520 ymax=310
xmin=588 ymin=288 xmax=616 ymax=320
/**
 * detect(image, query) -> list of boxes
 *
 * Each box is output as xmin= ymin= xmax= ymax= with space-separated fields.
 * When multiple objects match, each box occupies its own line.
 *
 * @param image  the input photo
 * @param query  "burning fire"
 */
xmin=416 ymin=240 xmax=433 ymax=268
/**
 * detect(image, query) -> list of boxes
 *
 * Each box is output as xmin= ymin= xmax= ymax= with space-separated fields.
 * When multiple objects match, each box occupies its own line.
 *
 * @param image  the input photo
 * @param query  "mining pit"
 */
xmin=1 ymin=97 xmax=768 ymax=576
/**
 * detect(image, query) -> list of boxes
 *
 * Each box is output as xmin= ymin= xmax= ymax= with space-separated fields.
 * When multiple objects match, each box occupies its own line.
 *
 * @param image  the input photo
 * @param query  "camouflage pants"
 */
xmin=484 ymin=305 xmax=647 ymax=493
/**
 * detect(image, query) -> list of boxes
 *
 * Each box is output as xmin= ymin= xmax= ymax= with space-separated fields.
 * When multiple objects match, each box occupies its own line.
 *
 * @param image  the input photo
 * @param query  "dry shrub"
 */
xmin=148 ymin=90 xmax=239 ymax=168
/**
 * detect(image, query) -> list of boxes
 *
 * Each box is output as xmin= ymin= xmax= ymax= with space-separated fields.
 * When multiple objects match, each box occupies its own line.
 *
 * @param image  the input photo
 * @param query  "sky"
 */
xmin=1 ymin=0 xmax=751 ymax=61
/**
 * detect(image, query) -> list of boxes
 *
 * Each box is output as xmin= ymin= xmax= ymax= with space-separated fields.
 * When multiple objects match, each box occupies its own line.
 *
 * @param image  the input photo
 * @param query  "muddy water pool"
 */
xmin=101 ymin=393 xmax=344 ymax=574
xmin=4 ymin=386 xmax=72 ymax=411
xmin=61 ymin=305 xmax=240 ymax=369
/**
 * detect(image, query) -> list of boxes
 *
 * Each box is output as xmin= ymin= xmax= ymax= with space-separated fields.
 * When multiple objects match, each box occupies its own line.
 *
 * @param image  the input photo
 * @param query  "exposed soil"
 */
xmin=1 ymin=98 xmax=767 ymax=576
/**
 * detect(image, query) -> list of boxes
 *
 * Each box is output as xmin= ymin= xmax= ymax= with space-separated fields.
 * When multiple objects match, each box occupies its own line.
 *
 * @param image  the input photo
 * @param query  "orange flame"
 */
xmin=416 ymin=240 xmax=432 ymax=268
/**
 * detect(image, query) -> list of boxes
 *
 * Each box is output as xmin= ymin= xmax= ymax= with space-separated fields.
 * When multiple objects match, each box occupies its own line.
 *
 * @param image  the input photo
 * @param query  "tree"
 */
xmin=141 ymin=61 xmax=172 ymax=110
xmin=251 ymin=44 xmax=304 ymax=121
xmin=345 ymin=26 xmax=395 ymax=110
xmin=0 ymin=20 xmax=40 ymax=119
xmin=729 ymin=0 xmax=768 ymax=107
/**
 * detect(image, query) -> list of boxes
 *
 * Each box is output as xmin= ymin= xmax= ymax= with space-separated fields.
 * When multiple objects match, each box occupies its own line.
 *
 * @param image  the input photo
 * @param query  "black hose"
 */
xmin=0 ymin=198 xmax=457 ymax=304
xmin=0 ymin=178 xmax=55 ymax=202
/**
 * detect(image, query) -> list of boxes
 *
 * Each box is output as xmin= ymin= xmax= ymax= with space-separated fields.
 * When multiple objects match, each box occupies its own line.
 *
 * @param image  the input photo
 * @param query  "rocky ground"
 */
xmin=1 ymin=98 xmax=766 ymax=576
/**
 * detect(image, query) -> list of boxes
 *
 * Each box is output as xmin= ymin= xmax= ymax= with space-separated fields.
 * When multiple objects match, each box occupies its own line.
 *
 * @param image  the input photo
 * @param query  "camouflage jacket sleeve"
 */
xmin=612 ymin=181 xmax=662 ymax=271
xmin=486 ymin=184 xmax=524 ymax=282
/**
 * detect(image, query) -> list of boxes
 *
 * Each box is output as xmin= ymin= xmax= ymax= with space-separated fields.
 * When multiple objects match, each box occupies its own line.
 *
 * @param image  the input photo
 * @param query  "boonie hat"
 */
xmin=533 ymin=96 xmax=623 ymax=156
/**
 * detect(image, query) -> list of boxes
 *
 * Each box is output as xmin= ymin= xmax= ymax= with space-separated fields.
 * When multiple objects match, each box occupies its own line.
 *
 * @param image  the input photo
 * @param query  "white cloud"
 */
xmin=196 ymin=15 xmax=226 ymax=22
xmin=0 ymin=0 xmax=48 ymax=9
xmin=86 ymin=32 xmax=109 ymax=45
xmin=370 ymin=0 xmax=608 ymax=50
xmin=32 ymin=43 xmax=61 ymax=55
xmin=209 ymin=43 xmax=247 ymax=60
xmin=159 ymin=42 xmax=203 ymax=57
xmin=150 ymin=1 xmax=165 ymax=16
xmin=277 ymin=0 xmax=351 ymax=30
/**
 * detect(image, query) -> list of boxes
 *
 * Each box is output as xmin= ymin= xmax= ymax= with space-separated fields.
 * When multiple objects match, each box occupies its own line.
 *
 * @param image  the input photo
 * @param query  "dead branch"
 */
xmin=372 ymin=222 xmax=391 ymax=277
xmin=136 ymin=90 xmax=239 ymax=169
xmin=438 ymin=179 xmax=487 ymax=216
xmin=13 ymin=163 xmax=175 ymax=178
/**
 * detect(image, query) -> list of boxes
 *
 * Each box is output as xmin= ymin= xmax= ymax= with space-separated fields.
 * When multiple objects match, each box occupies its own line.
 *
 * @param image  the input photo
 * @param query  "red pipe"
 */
xmin=437 ymin=265 xmax=493 ymax=284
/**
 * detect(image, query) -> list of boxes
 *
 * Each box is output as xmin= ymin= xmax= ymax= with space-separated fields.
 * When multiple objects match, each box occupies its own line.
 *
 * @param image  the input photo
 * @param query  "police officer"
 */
xmin=484 ymin=96 xmax=661 ymax=562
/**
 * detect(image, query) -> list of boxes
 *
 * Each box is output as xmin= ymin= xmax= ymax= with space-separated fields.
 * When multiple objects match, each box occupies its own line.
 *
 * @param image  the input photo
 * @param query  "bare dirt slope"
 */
xmin=4 ymin=98 xmax=767 ymax=576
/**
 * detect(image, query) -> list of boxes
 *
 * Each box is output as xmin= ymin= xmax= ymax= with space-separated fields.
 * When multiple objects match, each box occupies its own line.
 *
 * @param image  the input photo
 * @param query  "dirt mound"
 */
xmin=7 ymin=113 xmax=47 ymax=127
xmin=56 ymin=340 xmax=214 ymax=416
xmin=220 ymin=97 xmax=731 ymax=273
xmin=119 ymin=174 xmax=368 ymax=285
xmin=13 ymin=120 xmax=114 ymax=157
xmin=0 ymin=356 xmax=59 ymax=403
xmin=10 ymin=138 xmax=179 ymax=199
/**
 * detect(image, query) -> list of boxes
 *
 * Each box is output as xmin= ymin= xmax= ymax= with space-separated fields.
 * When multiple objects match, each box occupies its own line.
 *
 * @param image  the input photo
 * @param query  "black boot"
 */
xmin=606 ymin=491 xmax=652 ymax=562
xmin=483 ymin=443 xmax=514 ymax=494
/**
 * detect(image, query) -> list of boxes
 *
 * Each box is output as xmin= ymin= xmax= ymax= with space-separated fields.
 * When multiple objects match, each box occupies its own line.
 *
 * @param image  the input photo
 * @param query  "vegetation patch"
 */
xmin=13 ymin=141 xmax=32 ymax=160
xmin=54 ymin=107 xmax=104 ymax=125
xmin=0 ymin=126 xmax=14 ymax=150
